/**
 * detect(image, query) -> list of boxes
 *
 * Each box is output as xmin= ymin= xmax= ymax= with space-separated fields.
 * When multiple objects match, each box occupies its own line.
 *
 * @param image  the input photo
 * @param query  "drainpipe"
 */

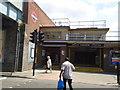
xmin=14 ymin=24 xmax=20 ymax=72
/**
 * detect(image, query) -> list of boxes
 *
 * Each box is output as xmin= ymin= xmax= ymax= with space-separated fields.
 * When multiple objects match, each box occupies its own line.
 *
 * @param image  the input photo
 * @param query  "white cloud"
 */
xmin=87 ymin=0 xmax=119 ymax=5
xmin=35 ymin=0 xmax=97 ymax=21
xmin=96 ymin=4 xmax=118 ymax=31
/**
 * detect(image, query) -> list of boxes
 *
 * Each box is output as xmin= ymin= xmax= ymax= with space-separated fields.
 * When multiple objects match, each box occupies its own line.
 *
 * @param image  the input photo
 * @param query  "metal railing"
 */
xmin=44 ymin=25 xmax=120 ymax=41
xmin=44 ymin=34 xmax=105 ymax=41
xmin=51 ymin=18 xmax=106 ymax=28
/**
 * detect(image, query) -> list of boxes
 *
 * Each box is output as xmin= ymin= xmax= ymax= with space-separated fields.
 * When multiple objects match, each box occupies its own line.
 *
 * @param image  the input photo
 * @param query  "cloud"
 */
xmin=96 ymin=4 xmax=118 ymax=30
xmin=35 ymin=0 xmax=97 ymax=21
xmin=86 ymin=0 xmax=119 ymax=5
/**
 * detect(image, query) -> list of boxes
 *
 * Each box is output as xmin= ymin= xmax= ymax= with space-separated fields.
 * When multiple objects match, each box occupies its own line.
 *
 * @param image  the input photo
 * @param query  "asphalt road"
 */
xmin=1 ymin=76 xmax=119 ymax=89
xmin=1 ymin=69 xmax=120 ymax=90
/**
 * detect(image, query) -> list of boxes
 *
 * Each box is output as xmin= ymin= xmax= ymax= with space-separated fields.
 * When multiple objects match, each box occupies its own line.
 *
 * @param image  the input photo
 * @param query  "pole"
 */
xmin=33 ymin=30 xmax=37 ymax=76
xmin=33 ymin=44 xmax=36 ymax=76
xmin=117 ymin=62 xmax=120 ymax=85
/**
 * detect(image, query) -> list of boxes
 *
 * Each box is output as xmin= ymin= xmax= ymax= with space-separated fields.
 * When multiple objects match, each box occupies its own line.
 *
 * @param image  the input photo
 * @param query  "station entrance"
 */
xmin=43 ymin=45 xmax=103 ymax=72
xmin=75 ymin=51 xmax=99 ymax=67
xmin=69 ymin=47 xmax=103 ymax=72
xmin=44 ymin=47 xmax=61 ymax=65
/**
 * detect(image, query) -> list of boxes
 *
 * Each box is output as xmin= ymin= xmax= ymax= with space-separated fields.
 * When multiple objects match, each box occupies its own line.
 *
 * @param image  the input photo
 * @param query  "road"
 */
xmin=1 ymin=69 xmax=120 ymax=90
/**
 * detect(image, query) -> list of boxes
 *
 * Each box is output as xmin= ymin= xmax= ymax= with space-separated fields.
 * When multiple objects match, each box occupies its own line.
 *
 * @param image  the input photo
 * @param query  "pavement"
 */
xmin=0 ymin=68 xmax=118 ymax=87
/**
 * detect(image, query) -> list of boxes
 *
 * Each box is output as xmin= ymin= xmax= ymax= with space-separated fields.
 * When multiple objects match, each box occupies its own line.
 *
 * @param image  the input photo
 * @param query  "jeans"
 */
xmin=63 ymin=77 xmax=73 ymax=90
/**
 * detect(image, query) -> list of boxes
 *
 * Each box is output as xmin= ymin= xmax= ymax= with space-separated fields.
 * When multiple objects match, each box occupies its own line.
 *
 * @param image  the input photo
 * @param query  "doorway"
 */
xmin=75 ymin=51 xmax=99 ymax=67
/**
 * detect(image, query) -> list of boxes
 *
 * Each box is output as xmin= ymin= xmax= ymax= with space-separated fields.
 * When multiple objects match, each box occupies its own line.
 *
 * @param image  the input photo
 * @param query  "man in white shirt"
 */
xmin=46 ymin=56 xmax=52 ymax=73
xmin=59 ymin=57 xmax=75 ymax=90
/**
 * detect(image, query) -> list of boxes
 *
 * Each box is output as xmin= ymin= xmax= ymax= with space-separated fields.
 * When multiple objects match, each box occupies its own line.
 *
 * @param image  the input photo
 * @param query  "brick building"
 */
xmin=19 ymin=1 xmax=55 ymax=71
xmin=1 ymin=1 xmax=55 ymax=72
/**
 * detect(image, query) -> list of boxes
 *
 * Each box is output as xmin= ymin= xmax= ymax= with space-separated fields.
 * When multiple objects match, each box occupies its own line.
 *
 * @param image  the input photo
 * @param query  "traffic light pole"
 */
xmin=31 ymin=30 xmax=44 ymax=76
xmin=33 ymin=43 xmax=37 ymax=76
xmin=32 ymin=30 xmax=37 ymax=76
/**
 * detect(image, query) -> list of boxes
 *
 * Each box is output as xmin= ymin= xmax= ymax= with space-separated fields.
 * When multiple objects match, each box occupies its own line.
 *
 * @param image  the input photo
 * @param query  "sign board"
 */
xmin=28 ymin=42 xmax=35 ymax=62
xmin=31 ymin=11 xmax=38 ymax=23
xmin=71 ymin=43 xmax=104 ymax=47
xmin=110 ymin=50 xmax=120 ymax=64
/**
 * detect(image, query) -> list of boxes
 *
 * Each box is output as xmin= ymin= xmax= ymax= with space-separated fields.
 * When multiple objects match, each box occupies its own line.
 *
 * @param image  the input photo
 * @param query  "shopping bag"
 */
xmin=57 ymin=79 xmax=64 ymax=90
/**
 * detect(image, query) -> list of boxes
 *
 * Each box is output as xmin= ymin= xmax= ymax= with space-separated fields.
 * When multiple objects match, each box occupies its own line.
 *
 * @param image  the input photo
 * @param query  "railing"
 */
xmin=68 ymin=35 xmax=104 ymax=41
xmin=44 ymin=31 xmax=120 ymax=41
xmin=51 ymin=18 xmax=106 ymax=29
xmin=44 ymin=34 xmax=105 ymax=41
xmin=106 ymin=31 xmax=120 ymax=41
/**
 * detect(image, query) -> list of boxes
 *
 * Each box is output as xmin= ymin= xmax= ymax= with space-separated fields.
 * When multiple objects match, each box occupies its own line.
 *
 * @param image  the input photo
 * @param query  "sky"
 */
xmin=34 ymin=0 xmax=119 ymax=40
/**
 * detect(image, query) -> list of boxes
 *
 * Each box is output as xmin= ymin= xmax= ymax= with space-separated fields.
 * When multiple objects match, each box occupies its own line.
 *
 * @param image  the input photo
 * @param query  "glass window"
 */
xmin=18 ymin=10 xmax=23 ymax=20
xmin=0 ymin=2 xmax=7 ymax=15
xmin=44 ymin=32 xmax=61 ymax=39
xmin=9 ymin=5 xmax=17 ymax=20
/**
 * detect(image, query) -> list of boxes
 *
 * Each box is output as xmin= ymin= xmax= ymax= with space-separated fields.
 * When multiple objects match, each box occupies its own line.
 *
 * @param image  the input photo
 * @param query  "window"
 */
xmin=44 ymin=32 xmax=61 ymax=39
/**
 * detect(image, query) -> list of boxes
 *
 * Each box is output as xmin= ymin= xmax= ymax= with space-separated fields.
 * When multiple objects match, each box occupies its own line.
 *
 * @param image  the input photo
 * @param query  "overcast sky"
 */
xmin=34 ymin=0 xmax=119 ymax=40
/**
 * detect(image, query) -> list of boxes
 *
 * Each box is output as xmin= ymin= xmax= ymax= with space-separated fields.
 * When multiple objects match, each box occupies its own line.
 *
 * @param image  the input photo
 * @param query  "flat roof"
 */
xmin=70 ymin=27 xmax=109 ymax=31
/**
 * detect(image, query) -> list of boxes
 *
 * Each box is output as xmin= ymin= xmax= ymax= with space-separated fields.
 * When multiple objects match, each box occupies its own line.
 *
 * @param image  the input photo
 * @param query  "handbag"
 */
xmin=57 ymin=79 xmax=64 ymax=90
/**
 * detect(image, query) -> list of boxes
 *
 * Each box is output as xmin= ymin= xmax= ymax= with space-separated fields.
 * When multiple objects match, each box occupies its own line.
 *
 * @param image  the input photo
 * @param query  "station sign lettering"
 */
xmin=71 ymin=43 xmax=103 ymax=47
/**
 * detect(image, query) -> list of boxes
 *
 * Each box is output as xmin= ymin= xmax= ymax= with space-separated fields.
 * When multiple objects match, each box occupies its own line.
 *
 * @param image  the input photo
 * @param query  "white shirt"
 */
xmin=47 ymin=59 xmax=52 ymax=68
xmin=61 ymin=61 xmax=75 ymax=79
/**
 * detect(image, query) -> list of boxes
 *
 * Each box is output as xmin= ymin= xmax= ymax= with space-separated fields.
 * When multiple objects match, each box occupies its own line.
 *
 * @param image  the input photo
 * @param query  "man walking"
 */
xmin=59 ymin=57 xmax=75 ymax=90
xmin=46 ymin=56 xmax=52 ymax=73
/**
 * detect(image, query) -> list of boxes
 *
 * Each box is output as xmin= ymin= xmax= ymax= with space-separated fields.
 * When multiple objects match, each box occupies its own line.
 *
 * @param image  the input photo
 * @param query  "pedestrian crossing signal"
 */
xmin=29 ymin=29 xmax=37 ymax=43
xmin=39 ymin=31 xmax=44 ymax=44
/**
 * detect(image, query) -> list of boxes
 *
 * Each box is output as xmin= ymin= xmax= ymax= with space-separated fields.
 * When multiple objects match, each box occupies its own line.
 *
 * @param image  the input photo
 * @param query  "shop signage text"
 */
xmin=71 ymin=43 xmax=103 ymax=47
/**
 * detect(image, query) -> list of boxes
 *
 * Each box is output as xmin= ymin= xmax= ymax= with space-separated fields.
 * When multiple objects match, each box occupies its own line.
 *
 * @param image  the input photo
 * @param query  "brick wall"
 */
xmin=21 ymin=1 xmax=55 ymax=71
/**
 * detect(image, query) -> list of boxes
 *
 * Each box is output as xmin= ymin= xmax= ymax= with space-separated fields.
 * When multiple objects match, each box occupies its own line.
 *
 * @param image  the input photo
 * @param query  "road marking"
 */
xmin=9 ymin=87 xmax=13 ymax=88
xmin=0 ymin=77 xmax=7 ymax=80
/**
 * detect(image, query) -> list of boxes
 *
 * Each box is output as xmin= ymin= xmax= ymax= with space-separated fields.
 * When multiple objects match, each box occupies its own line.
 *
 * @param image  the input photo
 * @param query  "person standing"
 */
xmin=59 ymin=57 xmax=75 ymax=90
xmin=46 ymin=56 xmax=52 ymax=73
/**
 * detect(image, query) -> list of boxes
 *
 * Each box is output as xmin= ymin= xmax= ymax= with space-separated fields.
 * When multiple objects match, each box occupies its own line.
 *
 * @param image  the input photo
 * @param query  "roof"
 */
xmin=70 ymin=27 xmax=109 ymax=31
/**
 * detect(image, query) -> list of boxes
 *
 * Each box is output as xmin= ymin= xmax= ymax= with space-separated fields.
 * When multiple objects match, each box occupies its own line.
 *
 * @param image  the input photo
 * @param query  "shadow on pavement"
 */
xmin=1 ymin=75 xmax=34 ymax=79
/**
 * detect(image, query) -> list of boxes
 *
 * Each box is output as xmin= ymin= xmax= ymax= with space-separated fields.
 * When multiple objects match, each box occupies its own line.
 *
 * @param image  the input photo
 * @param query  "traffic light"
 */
xmin=38 ymin=31 xmax=44 ymax=44
xmin=30 ymin=29 xmax=37 ymax=43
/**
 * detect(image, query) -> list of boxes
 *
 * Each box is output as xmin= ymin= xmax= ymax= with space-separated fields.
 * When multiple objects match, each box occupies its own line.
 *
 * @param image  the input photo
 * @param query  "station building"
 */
xmin=39 ymin=25 xmax=119 ymax=73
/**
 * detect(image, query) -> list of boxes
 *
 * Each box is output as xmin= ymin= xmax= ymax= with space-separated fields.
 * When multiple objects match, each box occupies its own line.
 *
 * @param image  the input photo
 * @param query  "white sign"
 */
xmin=31 ymin=11 xmax=38 ymax=23
xmin=28 ymin=42 xmax=35 ymax=62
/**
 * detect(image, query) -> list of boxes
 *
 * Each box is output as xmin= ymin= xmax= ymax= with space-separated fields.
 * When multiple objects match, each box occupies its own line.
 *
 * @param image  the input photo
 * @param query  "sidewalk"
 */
xmin=1 ymin=69 xmax=118 ymax=86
